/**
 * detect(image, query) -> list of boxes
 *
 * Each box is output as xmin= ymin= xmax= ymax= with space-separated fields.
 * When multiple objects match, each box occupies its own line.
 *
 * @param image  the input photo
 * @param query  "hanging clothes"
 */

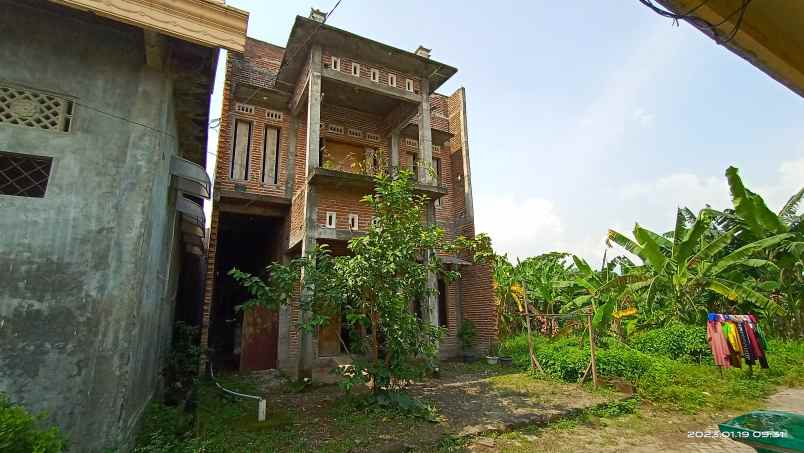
xmin=706 ymin=313 xmax=769 ymax=371
xmin=744 ymin=319 xmax=769 ymax=369
xmin=707 ymin=320 xmax=731 ymax=368
xmin=736 ymin=321 xmax=755 ymax=366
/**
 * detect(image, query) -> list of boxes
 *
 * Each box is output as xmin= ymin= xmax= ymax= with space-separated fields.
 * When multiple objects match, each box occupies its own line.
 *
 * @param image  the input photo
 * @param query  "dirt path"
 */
xmin=255 ymin=363 xmax=621 ymax=452
xmin=408 ymin=365 xmax=617 ymax=437
xmin=476 ymin=387 xmax=804 ymax=453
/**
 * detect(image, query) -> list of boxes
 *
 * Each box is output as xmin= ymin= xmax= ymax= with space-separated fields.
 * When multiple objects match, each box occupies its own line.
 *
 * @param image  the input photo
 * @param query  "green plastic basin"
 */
xmin=718 ymin=411 xmax=804 ymax=453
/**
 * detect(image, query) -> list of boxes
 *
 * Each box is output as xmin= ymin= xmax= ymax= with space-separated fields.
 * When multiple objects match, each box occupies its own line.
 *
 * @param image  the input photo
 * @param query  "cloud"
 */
xmin=632 ymin=107 xmax=654 ymax=127
xmin=618 ymin=172 xmax=730 ymax=230
xmin=479 ymin=154 xmax=804 ymax=266
xmin=757 ymin=151 xmax=804 ymax=210
xmin=474 ymin=193 xmax=564 ymax=262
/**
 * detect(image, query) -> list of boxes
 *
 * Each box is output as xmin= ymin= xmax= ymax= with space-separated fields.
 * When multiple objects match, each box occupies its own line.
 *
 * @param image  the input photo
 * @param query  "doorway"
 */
xmin=209 ymin=212 xmax=282 ymax=371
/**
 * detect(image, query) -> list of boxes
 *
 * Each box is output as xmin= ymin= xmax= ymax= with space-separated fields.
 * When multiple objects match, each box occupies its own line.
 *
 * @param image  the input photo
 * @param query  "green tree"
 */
xmin=608 ymin=207 xmax=790 ymax=325
xmin=230 ymin=170 xmax=490 ymax=392
xmin=721 ymin=166 xmax=803 ymax=336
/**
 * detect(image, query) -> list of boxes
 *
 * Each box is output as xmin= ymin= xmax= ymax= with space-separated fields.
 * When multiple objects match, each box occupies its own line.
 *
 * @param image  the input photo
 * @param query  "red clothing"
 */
xmin=707 ymin=321 xmax=731 ymax=368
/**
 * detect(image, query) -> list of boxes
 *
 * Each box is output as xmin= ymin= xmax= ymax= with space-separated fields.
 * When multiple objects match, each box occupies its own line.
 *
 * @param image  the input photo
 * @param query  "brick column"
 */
xmin=199 ymin=206 xmax=220 ymax=372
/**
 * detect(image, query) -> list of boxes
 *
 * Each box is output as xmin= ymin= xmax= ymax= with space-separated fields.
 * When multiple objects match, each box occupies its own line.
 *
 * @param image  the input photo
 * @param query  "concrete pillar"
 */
xmin=424 ymin=201 xmax=439 ymax=328
xmin=457 ymin=87 xmax=474 ymax=219
xmin=305 ymin=45 xmax=322 ymax=174
xmin=417 ymin=78 xmax=432 ymax=184
xmin=298 ymin=44 xmax=323 ymax=378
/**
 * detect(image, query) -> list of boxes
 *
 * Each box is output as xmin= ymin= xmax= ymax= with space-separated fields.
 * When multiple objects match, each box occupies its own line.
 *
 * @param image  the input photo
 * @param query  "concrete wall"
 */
xmin=0 ymin=3 xmax=181 ymax=451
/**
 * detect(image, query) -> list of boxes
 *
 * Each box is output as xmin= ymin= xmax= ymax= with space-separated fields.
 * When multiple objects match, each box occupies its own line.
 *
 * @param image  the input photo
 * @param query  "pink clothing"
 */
xmin=707 ymin=321 xmax=731 ymax=368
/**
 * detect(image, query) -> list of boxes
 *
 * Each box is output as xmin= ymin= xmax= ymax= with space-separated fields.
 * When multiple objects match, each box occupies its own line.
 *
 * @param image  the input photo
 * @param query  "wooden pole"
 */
xmin=586 ymin=310 xmax=598 ymax=389
xmin=522 ymin=282 xmax=542 ymax=372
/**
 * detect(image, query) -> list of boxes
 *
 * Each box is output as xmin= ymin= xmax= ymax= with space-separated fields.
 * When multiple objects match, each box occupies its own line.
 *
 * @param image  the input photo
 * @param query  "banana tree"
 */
xmin=608 ymin=207 xmax=791 ymax=325
xmin=724 ymin=166 xmax=803 ymax=336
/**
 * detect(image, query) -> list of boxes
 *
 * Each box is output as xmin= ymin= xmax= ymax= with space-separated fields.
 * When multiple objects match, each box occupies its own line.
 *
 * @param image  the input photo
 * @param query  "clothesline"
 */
xmin=706 ymin=312 xmax=769 ymax=372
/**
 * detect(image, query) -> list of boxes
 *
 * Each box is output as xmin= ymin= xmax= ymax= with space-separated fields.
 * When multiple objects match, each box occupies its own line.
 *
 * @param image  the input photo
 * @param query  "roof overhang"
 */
xmin=48 ymin=0 xmax=249 ymax=52
xmin=655 ymin=0 xmax=804 ymax=97
xmin=277 ymin=16 xmax=457 ymax=94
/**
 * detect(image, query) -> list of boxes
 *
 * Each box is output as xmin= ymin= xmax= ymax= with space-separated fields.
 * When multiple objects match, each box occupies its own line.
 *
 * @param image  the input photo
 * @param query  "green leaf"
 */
xmin=779 ymin=187 xmax=804 ymax=225
xmin=633 ymin=224 xmax=668 ymax=272
xmin=689 ymin=228 xmax=736 ymax=267
xmin=607 ymin=229 xmax=643 ymax=257
xmin=709 ymin=233 xmax=793 ymax=276
xmin=593 ymin=299 xmax=615 ymax=328
xmin=726 ymin=166 xmax=785 ymax=235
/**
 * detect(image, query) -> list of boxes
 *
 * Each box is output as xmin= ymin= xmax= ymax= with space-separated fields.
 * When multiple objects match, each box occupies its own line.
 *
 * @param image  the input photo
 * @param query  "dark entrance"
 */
xmin=209 ymin=211 xmax=282 ymax=371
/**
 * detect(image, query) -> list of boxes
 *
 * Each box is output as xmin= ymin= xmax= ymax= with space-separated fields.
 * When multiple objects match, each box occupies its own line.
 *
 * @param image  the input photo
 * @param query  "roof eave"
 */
xmin=277 ymin=16 xmax=457 ymax=94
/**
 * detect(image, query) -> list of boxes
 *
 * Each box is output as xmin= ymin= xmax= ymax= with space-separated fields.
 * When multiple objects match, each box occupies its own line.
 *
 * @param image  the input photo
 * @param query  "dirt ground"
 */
xmin=257 ymin=362 xmax=621 ymax=452
xmin=470 ymin=388 xmax=804 ymax=453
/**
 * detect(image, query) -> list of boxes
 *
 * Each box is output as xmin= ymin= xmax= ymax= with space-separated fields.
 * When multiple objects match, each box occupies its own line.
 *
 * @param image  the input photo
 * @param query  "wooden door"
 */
xmin=239 ymin=306 xmax=278 ymax=371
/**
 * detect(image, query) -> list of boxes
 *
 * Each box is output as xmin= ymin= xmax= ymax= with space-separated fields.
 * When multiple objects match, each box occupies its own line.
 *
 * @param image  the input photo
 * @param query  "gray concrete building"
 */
xmin=0 ymin=0 xmax=247 ymax=450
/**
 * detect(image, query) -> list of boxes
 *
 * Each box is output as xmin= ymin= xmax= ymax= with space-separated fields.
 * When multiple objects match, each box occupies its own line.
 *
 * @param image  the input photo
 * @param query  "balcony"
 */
xmin=307 ymin=167 xmax=447 ymax=200
xmin=404 ymin=112 xmax=453 ymax=146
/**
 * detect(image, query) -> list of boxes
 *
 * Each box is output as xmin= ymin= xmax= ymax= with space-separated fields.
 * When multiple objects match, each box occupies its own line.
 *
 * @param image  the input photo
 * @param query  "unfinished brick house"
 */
xmin=202 ymin=10 xmax=496 ymax=378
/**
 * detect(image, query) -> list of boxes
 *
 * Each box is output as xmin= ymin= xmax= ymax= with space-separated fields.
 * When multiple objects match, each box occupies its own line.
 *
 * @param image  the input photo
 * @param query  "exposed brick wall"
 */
xmin=316 ymin=186 xmax=375 ymax=231
xmin=460 ymin=263 xmax=497 ymax=354
xmin=231 ymin=38 xmax=284 ymax=90
xmin=321 ymin=104 xmax=388 ymax=152
xmin=289 ymin=190 xmax=305 ymax=247
xmin=200 ymin=206 xmax=221 ymax=356
xmin=215 ymin=103 xmax=290 ymax=198
xmin=206 ymin=31 xmax=498 ymax=368
xmin=323 ymin=50 xmax=421 ymax=95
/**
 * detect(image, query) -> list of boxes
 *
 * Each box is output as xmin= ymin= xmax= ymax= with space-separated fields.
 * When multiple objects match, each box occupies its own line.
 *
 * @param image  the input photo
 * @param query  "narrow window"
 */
xmin=0 ymin=152 xmax=53 ymax=198
xmin=351 ymin=62 xmax=360 ymax=77
xmin=331 ymin=56 xmax=340 ymax=71
xmin=325 ymin=211 xmax=337 ymax=228
xmin=388 ymin=73 xmax=397 ymax=87
xmin=405 ymin=79 xmax=414 ymax=92
xmin=62 ymin=100 xmax=74 ymax=132
xmin=231 ymin=119 xmax=251 ymax=180
xmin=410 ymin=153 xmax=419 ymax=180
xmin=370 ymin=68 xmax=379 ymax=82
xmin=348 ymin=214 xmax=359 ymax=231
xmin=437 ymin=278 xmax=448 ymax=328
xmin=433 ymin=157 xmax=442 ymax=207
xmin=262 ymin=126 xmax=279 ymax=185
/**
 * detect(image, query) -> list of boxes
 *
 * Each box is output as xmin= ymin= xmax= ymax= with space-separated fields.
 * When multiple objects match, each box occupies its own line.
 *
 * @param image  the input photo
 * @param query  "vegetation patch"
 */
xmin=501 ymin=331 xmax=804 ymax=413
xmin=0 ymin=393 xmax=66 ymax=453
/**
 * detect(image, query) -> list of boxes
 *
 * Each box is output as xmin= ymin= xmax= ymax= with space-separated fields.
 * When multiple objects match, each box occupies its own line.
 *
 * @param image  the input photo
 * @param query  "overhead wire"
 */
xmin=638 ymin=0 xmax=753 ymax=45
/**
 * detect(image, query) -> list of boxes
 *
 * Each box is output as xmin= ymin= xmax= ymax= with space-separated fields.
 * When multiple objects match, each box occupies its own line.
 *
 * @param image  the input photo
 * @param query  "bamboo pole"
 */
xmin=522 ymin=282 xmax=542 ymax=372
xmin=586 ymin=309 xmax=598 ymax=389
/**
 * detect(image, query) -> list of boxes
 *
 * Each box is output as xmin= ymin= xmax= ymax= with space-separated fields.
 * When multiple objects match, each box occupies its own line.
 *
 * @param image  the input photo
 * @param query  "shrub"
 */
xmin=630 ymin=324 xmax=709 ymax=362
xmin=0 ymin=393 xmax=66 ymax=453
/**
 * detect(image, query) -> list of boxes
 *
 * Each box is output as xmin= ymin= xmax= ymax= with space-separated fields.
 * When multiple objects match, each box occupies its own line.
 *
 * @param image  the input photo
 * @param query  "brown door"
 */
xmin=318 ymin=312 xmax=341 ymax=357
xmin=239 ymin=307 xmax=278 ymax=371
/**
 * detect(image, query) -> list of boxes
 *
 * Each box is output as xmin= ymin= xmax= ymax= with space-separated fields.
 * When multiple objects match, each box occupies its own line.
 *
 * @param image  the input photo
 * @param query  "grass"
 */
xmin=500 ymin=331 xmax=804 ymax=413
xmin=134 ymin=330 xmax=804 ymax=452
xmin=134 ymin=373 xmax=438 ymax=453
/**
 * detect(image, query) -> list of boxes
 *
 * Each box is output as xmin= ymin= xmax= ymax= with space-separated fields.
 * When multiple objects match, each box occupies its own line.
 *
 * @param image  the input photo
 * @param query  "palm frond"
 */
xmin=779 ymin=187 xmax=804 ymax=225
